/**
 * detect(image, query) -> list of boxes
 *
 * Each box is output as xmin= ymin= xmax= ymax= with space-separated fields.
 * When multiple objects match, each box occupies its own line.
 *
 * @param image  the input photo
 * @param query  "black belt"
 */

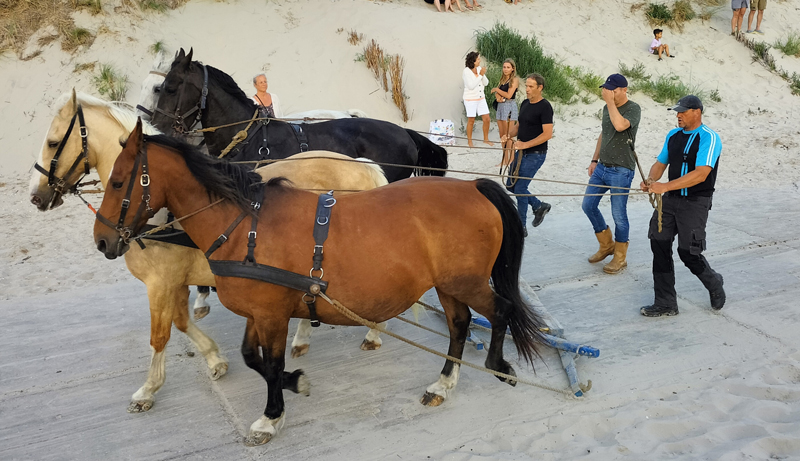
xmin=521 ymin=149 xmax=546 ymax=155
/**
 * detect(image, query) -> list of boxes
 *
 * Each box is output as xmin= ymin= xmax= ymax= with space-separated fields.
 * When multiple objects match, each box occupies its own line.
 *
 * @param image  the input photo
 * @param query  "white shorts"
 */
xmin=464 ymin=98 xmax=490 ymax=117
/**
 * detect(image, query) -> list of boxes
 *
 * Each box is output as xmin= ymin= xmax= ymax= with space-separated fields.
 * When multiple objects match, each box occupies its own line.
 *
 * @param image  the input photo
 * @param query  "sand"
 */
xmin=1 ymin=0 xmax=799 ymax=458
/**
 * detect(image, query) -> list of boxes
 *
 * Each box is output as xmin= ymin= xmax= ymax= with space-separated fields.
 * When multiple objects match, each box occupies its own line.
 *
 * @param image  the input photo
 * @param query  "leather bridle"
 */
xmin=33 ymin=104 xmax=91 ymax=207
xmin=95 ymin=141 xmax=156 ymax=252
xmin=135 ymin=70 xmax=168 ymax=118
xmin=154 ymin=64 xmax=208 ymax=135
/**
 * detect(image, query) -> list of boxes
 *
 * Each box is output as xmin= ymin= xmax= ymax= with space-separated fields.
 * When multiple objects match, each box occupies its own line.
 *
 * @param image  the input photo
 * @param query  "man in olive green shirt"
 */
xmin=582 ymin=74 xmax=641 ymax=274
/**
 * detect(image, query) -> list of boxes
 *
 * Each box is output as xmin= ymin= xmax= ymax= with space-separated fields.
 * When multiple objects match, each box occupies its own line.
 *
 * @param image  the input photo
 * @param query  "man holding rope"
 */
xmin=582 ymin=74 xmax=641 ymax=274
xmin=502 ymin=73 xmax=553 ymax=237
xmin=640 ymin=95 xmax=725 ymax=317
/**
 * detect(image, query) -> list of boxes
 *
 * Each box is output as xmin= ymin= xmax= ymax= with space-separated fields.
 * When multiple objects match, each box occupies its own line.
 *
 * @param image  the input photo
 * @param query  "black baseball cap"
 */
xmin=669 ymin=95 xmax=704 ymax=112
xmin=599 ymin=73 xmax=628 ymax=90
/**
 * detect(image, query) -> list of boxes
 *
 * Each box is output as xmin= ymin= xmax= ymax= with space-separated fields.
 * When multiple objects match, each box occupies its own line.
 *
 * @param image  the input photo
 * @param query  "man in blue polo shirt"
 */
xmin=640 ymin=95 xmax=725 ymax=317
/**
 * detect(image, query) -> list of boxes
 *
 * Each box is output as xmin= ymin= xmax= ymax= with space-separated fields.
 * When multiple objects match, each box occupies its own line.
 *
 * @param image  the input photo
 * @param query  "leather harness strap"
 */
xmin=304 ymin=191 xmax=335 ymax=326
xmin=290 ymin=123 xmax=310 ymax=152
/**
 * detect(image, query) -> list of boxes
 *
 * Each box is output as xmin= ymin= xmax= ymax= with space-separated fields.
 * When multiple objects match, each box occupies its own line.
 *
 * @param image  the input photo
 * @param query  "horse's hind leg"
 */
xmin=172 ymin=287 xmax=228 ymax=381
xmin=242 ymin=316 xmax=303 ymax=446
xmin=360 ymin=322 xmax=387 ymax=351
xmin=421 ymin=291 xmax=471 ymax=407
xmin=290 ymin=319 xmax=312 ymax=358
xmin=484 ymin=293 xmax=517 ymax=386
xmin=193 ymin=286 xmax=211 ymax=320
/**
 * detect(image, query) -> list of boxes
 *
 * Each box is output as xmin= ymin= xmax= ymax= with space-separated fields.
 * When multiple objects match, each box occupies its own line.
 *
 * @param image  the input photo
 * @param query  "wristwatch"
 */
xmin=591 ymin=160 xmax=598 ymax=163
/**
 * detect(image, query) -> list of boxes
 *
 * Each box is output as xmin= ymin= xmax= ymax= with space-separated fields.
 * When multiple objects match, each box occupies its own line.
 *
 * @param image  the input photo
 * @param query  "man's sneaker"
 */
xmin=523 ymin=227 xmax=528 ymax=238
xmin=709 ymin=273 xmax=725 ymax=310
xmin=640 ymin=304 xmax=679 ymax=317
xmin=532 ymin=202 xmax=551 ymax=227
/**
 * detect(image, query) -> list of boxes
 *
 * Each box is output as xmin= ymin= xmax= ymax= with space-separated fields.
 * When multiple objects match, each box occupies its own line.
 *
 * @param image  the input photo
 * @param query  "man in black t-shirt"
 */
xmin=502 ymin=73 xmax=553 ymax=236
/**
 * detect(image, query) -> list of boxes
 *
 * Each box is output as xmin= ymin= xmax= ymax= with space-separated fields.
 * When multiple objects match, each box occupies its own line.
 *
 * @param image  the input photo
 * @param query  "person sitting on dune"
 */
xmin=650 ymin=29 xmax=675 ymax=61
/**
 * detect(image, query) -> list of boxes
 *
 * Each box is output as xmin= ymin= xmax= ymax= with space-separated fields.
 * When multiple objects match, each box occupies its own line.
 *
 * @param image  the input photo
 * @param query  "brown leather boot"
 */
xmin=588 ymin=227 xmax=615 ymax=263
xmin=603 ymin=241 xmax=629 ymax=274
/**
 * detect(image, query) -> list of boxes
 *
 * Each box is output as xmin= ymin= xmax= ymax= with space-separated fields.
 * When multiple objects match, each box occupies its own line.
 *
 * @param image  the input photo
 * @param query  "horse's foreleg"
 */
xmin=290 ymin=319 xmax=312 ymax=358
xmin=244 ymin=317 xmax=296 ymax=446
xmin=172 ymin=287 xmax=228 ymax=381
xmin=421 ymin=291 xmax=471 ymax=407
xmin=129 ymin=284 xmax=177 ymax=413
xmin=484 ymin=293 xmax=517 ymax=386
xmin=360 ymin=322 xmax=387 ymax=351
xmin=193 ymin=286 xmax=211 ymax=320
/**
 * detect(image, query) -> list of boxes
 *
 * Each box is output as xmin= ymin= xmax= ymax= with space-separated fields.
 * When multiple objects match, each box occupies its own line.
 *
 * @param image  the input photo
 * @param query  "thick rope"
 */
xmin=218 ymin=109 xmax=259 ymax=159
xmin=317 ymin=292 xmax=576 ymax=397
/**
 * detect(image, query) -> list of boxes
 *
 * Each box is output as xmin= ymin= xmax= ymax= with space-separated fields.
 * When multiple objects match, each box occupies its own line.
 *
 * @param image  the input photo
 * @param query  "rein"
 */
xmin=154 ymin=63 xmax=209 ymax=135
xmin=33 ymin=104 xmax=91 ymax=206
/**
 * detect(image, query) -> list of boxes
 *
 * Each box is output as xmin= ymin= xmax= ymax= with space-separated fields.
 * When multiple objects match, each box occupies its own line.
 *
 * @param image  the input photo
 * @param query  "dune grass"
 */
xmin=74 ymin=0 xmax=102 ymax=15
xmin=773 ymin=33 xmax=800 ymax=58
xmin=630 ymin=74 xmax=708 ymax=104
xmin=476 ymin=23 xmax=577 ymax=104
xmin=618 ymin=61 xmax=649 ymax=81
xmin=93 ymin=63 xmax=129 ymax=101
xmin=644 ymin=0 xmax=697 ymax=31
xmin=149 ymin=40 xmax=166 ymax=54
xmin=62 ymin=26 xmax=95 ymax=52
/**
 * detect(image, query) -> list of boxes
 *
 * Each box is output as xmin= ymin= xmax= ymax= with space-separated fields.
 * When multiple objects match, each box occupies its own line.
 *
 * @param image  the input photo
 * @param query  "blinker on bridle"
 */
xmin=153 ymin=63 xmax=208 ymax=135
xmin=33 ymin=104 xmax=91 ymax=206
xmin=95 ymin=141 xmax=156 ymax=252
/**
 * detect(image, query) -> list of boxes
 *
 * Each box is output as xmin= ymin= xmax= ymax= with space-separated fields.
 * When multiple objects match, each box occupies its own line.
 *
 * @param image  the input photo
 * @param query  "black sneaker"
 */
xmin=523 ymin=227 xmax=528 ymax=238
xmin=710 ymin=273 xmax=725 ymax=310
xmin=532 ymin=202 xmax=551 ymax=227
xmin=640 ymin=304 xmax=679 ymax=317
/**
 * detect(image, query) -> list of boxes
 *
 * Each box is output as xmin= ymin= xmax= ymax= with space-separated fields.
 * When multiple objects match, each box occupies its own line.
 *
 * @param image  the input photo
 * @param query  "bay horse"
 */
xmin=93 ymin=119 xmax=546 ymax=445
xmin=29 ymin=91 xmax=389 ymax=414
xmin=136 ymin=49 xmax=368 ymax=122
xmin=150 ymin=48 xmax=448 ymax=182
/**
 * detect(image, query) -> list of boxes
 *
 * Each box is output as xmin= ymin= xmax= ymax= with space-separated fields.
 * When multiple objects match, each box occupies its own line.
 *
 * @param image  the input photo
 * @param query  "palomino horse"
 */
xmin=151 ymin=48 xmax=448 ymax=182
xmin=94 ymin=119 xmax=546 ymax=445
xmin=136 ymin=49 xmax=368 ymax=122
xmin=29 ymin=91 xmax=389 ymax=413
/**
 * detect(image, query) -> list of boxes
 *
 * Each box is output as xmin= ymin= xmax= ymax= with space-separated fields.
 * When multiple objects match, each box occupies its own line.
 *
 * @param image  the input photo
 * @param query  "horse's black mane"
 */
xmin=202 ymin=63 xmax=255 ymax=109
xmin=144 ymin=134 xmax=263 ymax=210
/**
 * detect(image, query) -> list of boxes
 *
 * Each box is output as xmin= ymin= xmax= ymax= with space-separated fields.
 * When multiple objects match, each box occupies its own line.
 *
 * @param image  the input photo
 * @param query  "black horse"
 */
xmin=151 ymin=48 xmax=448 ymax=183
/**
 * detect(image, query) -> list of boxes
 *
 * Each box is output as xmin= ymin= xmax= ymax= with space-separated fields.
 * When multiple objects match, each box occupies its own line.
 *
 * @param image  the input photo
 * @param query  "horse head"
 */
xmin=94 ymin=118 xmax=160 ymax=259
xmin=151 ymin=47 xmax=206 ymax=137
xmin=29 ymin=89 xmax=89 ymax=211
xmin=135 ymin=49 xmax=172 ymax=121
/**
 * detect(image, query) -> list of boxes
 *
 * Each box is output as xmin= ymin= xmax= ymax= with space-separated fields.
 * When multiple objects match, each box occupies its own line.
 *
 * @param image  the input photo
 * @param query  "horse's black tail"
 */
xmin=475 ymin=179 xmax=547 ymax=365
xmin=405 ymin=129 xmax=448 ymax=176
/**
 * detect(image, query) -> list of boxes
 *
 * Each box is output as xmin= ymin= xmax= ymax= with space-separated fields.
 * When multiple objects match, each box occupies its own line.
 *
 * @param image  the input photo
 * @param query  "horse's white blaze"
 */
xmin=132 ymin=346 xmax=166 ymax=403
xmin=425 ymin=364 xmax=460 ymax=399
xmin=249 ymin=412 xmax=285 ymax=438
xmin=291 ymin=319 xmax=313 ymax=350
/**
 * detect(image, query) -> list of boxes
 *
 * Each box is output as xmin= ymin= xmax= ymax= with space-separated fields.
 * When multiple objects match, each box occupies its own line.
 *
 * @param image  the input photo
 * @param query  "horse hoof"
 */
xmin=209 ymin=362 xmax=228 ymax=381
xmin=127 ymin=399 xmax=154 ymax=413
xmin=501 ymin=368 xmax=517 ymax=387
xmin=420 ymin=392 xmax=445 ymax=407
xmin=291 ymin=344 xmax=309 ymax=358
xmin=297 ymin=373 xmax=311 ymax=396
xmin=245 ymin=431 xmax=273 ymax=446
xmin=360 ymin=339 xmax=382 ymax=351
xmin=193 ymin=306 xmax=210 ymax=321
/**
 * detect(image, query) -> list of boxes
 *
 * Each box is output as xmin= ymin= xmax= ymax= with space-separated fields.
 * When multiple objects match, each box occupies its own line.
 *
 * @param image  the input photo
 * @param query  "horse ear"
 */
xmin=70 ymin=88 xmax=78 ymax=112
xmin=130 ymin=117 xmax=145 ymax=151
xmin=186 ymin=48 xmax=193 ymax=63
xmin=176 ymin=48 xmax=185 ymax=60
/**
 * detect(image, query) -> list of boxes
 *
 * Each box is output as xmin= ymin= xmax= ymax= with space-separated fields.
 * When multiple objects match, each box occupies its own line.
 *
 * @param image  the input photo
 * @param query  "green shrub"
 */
xmin=475 ymin=23 xmax=577 ymax=104
xmin=630 ymin=74 xmax=706 ymax=104
xmin=61 ymin=26 xmax=94 ymax=52
xmin=773 ymin=33 xmax=800 ymax=58
xmin=93 ymin=63 xmax=129 ymax=101
xmin=618 ymin=61 xmax=650 ymax=81
xmin=149 ymin=40 xmax=165 ymax=54
xmin=139 ymin=0 xmax=168 ymax=12
xmin=645 ymin=3 xmax=672 ymax=26
xmin=564 ymin=66 xmax=604 ymax=97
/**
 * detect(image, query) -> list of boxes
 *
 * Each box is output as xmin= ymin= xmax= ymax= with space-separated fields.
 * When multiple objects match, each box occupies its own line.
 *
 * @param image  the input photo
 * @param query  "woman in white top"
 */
xmin=462 ymin=51 xmax=493 ymax=147
xmin=252 ymin=73 xmax=282 ymax=118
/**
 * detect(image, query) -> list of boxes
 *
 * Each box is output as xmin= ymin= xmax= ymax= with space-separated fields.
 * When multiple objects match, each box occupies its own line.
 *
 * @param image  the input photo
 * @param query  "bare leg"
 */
xmin=731 ymin=10 xmax=738 ymax=34
xmin=446 ymin=0 xmax=454 ymax=12
xmin=756 ymin=10 xmax=763 ymax=30
xmin=747 ymin=9 xmax=755 ymax=31
xmin=496 ymin=119 xmax=508 ymax=166
xmin=466 ymin=117 xmax=476 ymax=147
xmin=452 ymin=0 xmax=465 ymax=12
xmin=481 ymin=114 xmax=494 ymax=146
xmin=665 ymin=44 xmax=673 ymax=57
xmin=434 ymin=0 xmax=442 ymax=12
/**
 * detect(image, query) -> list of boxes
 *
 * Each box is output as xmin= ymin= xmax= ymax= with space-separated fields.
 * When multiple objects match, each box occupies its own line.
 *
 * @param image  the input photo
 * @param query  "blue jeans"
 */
xmin=506 ymin=151 xmax=546 ymax=225
xmin=581 ymin=162 xmax=635 ymax=243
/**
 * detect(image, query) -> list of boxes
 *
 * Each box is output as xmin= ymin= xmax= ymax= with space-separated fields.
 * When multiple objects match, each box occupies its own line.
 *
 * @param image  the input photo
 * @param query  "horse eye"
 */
xmin=111 ymin=181 xmax=123 ymax=190
xmin=165 ymin=86 xmax=177 ymax=95
xmin=153 ymin=86 xmax=161 ymax=94
xmin=48 ymin=141 xmax=59 ymax=148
